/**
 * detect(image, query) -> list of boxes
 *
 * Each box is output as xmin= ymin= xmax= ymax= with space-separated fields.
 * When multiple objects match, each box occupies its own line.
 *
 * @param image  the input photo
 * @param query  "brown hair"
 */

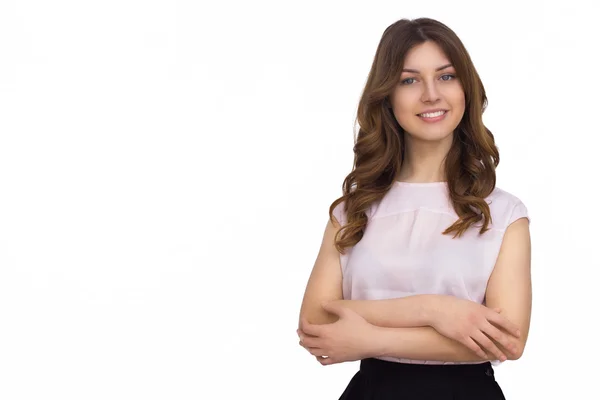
xmin=329 ymin=17 xmax=500 ymax=254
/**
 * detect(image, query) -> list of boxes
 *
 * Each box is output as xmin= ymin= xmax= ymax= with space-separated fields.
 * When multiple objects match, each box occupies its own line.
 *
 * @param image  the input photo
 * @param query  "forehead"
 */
xmin=402 ymin=41 xmax=452 ymax=70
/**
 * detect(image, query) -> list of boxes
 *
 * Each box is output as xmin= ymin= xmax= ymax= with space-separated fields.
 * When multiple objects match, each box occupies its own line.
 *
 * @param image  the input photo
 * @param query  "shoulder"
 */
xmin=331 ymin=197 xmax=381 ymax=226
xmin=331 ymin=200 xmax=347 ymax=226
xmin=487 ymin=186 xmax=530 ymax=230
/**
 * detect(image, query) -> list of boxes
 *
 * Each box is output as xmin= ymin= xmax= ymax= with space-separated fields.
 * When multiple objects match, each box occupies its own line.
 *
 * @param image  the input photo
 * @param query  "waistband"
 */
xmin=360 ymin=358 xmax=495 ymax=378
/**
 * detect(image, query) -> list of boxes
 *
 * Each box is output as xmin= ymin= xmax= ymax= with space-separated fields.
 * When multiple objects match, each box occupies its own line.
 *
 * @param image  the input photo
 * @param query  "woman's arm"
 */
xmin=372 ymin=325 xmax=500 ymax=362
xmin=482 ymin=217 xmax=532 ymax=359
xmin=300 ymin=299 xmax=521 ymax=363
xmin=298 ymin=217 xmax=345 ymax=326
xmin=326 ymin=294 xmax=512 ymax=330
xmin=325 ymin=295 xmax=439 ymax=328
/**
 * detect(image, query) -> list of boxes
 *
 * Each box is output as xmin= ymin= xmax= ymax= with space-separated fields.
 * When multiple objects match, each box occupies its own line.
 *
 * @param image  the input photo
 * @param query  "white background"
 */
xmin=0 ymin=0 xmax=598 ymax=399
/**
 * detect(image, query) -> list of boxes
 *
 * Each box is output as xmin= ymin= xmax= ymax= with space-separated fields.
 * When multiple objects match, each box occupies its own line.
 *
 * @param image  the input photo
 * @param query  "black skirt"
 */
xmin=339 ymin=358 xmax=506 ymax=400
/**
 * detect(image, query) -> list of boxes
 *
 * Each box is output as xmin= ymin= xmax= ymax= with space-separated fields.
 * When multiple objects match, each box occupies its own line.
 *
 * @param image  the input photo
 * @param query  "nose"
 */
xmin=421 ymin=80 xmax=441 ymax=103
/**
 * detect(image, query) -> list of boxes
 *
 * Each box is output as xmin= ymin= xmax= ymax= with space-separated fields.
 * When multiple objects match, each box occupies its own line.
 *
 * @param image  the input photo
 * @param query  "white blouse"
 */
xmin=332 ymin=181 xmax=530 ymax=365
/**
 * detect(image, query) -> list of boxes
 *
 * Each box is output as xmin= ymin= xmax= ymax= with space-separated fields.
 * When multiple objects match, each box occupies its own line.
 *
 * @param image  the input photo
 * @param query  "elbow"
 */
xmin=298 ymin=306 xmax=338 ymax=327
xmin=298 ymin=308 xmax=314 ymax=328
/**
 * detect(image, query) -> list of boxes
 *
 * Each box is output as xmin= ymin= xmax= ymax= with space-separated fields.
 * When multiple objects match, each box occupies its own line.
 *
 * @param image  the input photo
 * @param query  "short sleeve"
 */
xmin=332 ymin=200 xmax=347 ymax=227
xmin=507 ymin=200 xmax=530 ymax=226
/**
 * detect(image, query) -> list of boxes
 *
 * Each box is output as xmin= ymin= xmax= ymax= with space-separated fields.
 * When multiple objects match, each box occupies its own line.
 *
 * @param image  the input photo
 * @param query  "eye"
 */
xmin=400 ymin=74 xmax=456 ymax=85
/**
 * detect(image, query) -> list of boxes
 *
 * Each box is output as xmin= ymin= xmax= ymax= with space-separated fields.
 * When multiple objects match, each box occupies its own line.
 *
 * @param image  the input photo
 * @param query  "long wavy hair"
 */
xmin=329 ymin=17 xmax=500 ymax=254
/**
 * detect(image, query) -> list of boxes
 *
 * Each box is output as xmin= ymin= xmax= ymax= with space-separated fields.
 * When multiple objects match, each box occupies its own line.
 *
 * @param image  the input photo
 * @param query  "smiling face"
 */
xmin=389 ymin=40 xmax=465 ymax=143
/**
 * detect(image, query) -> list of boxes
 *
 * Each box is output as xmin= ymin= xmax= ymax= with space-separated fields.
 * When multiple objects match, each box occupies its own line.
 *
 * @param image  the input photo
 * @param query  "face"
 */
xmin=389 ymin=41 xmax=465 ymax=143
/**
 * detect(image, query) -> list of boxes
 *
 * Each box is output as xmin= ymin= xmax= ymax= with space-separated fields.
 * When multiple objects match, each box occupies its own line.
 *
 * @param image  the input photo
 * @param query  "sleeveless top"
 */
xmin=332 ymin=181 xmax=530 ymax=365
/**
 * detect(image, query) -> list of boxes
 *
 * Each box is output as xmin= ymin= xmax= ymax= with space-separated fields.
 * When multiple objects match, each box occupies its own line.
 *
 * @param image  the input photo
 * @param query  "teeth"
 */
xmin=419 ymin=110 xmax=446 ymax=118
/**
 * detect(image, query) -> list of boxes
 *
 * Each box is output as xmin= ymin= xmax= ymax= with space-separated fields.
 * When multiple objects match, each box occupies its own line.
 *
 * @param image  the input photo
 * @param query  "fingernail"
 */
xmin=516 ymin=330 xmax=521 ymax=337
xmin=500 ymin=355 xmax=507 ymax=361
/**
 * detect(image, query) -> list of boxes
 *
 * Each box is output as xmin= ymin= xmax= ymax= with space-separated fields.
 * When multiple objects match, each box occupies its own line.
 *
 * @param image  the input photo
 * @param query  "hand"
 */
xmin=297 ymin=302 xmax=379 ymax=366
xmin=429 ymin=296 xmax=521 ymax=361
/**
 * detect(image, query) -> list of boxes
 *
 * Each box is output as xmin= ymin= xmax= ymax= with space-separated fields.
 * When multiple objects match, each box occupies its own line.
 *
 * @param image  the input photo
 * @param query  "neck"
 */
xmin=396 ymin=133 xmax=453 ymax=183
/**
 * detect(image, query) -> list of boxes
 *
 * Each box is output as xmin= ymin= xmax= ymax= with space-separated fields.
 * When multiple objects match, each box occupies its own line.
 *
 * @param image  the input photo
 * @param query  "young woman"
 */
xmin=297 ymin=18 xmax=531 ymax=399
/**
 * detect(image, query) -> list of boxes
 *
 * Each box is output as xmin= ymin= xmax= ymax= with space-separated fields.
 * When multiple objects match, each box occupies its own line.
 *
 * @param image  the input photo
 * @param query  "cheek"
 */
xmin=394 ymin=107 xmax=417 ymax=127
xmin=393 ymin=94 xmax=418 ymax=117
xmin=452 ymin=89 xmax=466 ymax=109
xmin=458 ymin=98 xmax=466 ymax=115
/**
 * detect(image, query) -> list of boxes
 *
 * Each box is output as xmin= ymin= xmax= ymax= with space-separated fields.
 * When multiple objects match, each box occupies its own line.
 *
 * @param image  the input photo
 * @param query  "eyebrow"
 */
xmin=401 ymin=63 xmax=454 ymax=73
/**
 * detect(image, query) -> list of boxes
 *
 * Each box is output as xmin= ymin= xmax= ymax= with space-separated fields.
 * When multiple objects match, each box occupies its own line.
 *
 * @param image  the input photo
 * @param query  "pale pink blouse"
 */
xmin=332 ymin=181 xmax=530 ymax=365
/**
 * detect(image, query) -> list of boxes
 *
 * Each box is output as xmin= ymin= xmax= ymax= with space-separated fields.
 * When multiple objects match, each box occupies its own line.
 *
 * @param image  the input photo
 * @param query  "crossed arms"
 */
xmin=298 ymin=216 xmax=532 ymax=364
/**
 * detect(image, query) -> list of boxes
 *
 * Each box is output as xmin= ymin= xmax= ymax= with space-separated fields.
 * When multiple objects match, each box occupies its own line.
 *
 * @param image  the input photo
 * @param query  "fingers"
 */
xmin=482 ymin=322 xmax=519 ymax=357
xmin=299 ymin=318 xmax=321 ymax=336
xmin=297 ymin=328 xmax=318 ymax=338
xmin=297 ymin=333 xmax=335 ymax=364
xmin=462 ymin=336 xmax=487 ymax=360
xmin=488 ymin=311 xmax=521 ymax=338
xmin=472 ymin=331 xmax=507 ymax=361
xmin=298 ymin=334 xmax=319 ymax=348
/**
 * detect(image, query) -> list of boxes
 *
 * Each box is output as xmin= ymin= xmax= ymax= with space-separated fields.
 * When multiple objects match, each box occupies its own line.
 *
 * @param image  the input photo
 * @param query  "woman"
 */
xmin=297 ymin=18 xmax=531 ymax=399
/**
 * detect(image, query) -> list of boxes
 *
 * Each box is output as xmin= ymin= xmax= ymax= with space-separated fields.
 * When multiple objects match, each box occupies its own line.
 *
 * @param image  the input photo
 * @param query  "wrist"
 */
xmin=420 ymin=294 xmax=442 ymax=326
xmin=369 ymin=325 xmax=391 ymax=358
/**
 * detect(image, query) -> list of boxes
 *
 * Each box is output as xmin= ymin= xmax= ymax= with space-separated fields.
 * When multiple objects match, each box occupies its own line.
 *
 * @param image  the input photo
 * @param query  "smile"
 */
xmin=417 ymin=110 xmax=448 ymax=123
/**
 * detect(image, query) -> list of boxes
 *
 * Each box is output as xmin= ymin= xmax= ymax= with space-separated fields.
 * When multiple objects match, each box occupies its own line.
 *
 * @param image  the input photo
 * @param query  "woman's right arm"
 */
xmin=298 ymin=218 xmax=344 ymax=326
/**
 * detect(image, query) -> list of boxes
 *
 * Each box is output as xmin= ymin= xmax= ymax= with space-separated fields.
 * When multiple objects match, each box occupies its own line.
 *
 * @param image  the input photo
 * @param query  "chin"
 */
xmin=405 ymin=129 xmax=455 ymax=143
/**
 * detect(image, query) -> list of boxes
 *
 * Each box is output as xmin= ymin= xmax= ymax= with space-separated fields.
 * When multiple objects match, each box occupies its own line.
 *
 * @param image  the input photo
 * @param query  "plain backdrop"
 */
xmin=1 ymin=0 xmax=598 ymax=399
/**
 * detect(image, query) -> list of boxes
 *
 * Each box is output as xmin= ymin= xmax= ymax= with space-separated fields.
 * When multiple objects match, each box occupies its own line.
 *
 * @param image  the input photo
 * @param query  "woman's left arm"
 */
xmin=483 ymin=217 xmax=532 ymax=359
